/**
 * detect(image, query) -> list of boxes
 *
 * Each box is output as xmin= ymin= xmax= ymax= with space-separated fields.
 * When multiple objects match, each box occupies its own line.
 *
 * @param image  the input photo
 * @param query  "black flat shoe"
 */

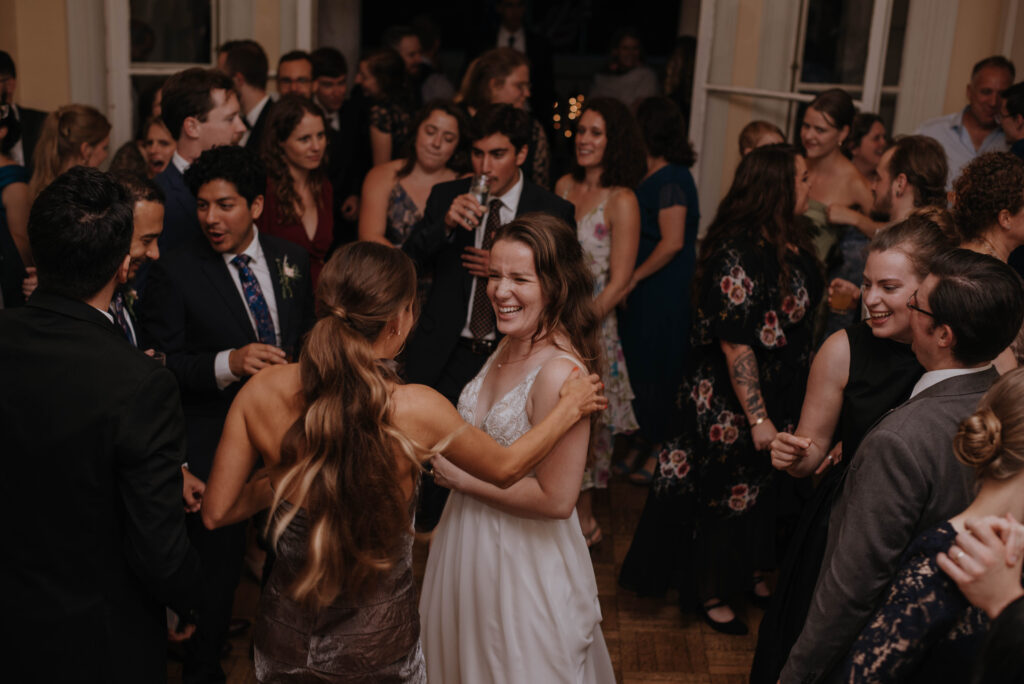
xmin=699 ymin=600 xmax=748 ymax=635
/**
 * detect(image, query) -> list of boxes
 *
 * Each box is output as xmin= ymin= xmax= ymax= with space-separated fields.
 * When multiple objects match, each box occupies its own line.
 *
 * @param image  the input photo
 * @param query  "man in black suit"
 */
xmin=155 ymin=68 xmax=246 ymax=256
xmin=0 ymin=50 xmax=47 ymax=173
xmin=139 ymin=145 xmax=313 ymax=684
xmin=218 ymin=40 xmax=274 ymax=152
xmin=1 ymin=167 xmax=202 ymax=683
xmin=403 ymin=104 xmax=574 ymax=527
xmin=311 ymin=47 xmax=369 ymax=246
xmin=781 ymin=250 xmax=1024 ymax=684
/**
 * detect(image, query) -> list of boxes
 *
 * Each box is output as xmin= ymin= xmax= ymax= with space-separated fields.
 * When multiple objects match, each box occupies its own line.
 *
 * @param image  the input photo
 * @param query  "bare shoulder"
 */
xmin=532 ymin=353 xmax=582 ymax=399
xmin=238 ymin=364 xmax=302 ymax=411
xmin=815 ymin=329 xmax=852 ymax=382
xmin=365 ymin=159 xmax=402 ymax=187
xmin=606 ymin=186 xmax=639 ymax=214
xmin=554 ymin=174 xmax=573 ymax=196
xmin=390 ymin=383 xmax=456 ymax=423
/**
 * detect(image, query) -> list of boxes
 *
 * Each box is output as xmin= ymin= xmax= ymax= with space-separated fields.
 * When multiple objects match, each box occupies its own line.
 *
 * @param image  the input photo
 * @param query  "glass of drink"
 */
xmin=470 ymin=173 xmax=490 ymax=207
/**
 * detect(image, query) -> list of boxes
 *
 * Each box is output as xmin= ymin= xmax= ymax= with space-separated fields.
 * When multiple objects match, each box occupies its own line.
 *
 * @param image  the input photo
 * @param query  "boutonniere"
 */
xmin=124 ymin=288 xmax=138 ymax=317
xmin=277 ymin=255 xmax=301 ymax=299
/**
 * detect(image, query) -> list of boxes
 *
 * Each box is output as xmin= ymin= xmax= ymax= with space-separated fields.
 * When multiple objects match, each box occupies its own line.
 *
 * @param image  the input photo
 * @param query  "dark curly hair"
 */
xmin=569 ymin=97 xmax=646 ymax=188
xmin=695 ymin=144 xmax=819 ymax=303
xmin=635 ymin=96 xmax=696 ymax=167
xmin=397 ymin=100 xmax=471 ymax=178
xmin=185 ymin=144 xmax=266 ymax=205
xmin=952 ymin=152 xmax=1024 ymax=242
xmin=261 ymin=94 xmax=328 ymax=226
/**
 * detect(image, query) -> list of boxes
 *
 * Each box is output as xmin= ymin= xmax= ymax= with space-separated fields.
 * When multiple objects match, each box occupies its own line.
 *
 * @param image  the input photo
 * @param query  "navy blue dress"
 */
xmin=0 ymin=164 xmax=29 ymax=308
xmin=618 ymin=163 xmax=700 ymax=444
xmin=838 ymin=523 xmax=989 ymax=684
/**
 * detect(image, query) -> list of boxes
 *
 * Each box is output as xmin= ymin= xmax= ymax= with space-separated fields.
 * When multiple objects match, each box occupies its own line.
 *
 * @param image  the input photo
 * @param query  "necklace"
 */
xmin=495 ymin=344 xmax=541 ymax=369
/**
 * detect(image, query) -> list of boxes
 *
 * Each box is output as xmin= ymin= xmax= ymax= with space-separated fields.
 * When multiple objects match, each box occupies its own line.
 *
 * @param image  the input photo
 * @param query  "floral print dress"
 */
xmin=619 ymin=235 xmax=822 ymax=602
xmin=572 ymin=192 xmax=640 ymax=490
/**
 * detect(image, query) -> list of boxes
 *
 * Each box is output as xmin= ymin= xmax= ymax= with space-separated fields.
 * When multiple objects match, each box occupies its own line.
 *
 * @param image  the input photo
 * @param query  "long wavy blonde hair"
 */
xmin=268 ymin=242 xmax=427 ymax=607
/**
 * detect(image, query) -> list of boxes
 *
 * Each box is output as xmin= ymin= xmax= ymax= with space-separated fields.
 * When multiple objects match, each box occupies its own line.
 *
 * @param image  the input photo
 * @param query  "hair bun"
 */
xmin=955 ymin=407 xmax=1003 ymax=467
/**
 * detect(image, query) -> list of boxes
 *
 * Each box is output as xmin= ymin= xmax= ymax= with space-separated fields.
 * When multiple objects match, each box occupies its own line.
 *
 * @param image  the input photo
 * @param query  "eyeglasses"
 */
xmin=907 ymin=289 xmax=935 ymax=318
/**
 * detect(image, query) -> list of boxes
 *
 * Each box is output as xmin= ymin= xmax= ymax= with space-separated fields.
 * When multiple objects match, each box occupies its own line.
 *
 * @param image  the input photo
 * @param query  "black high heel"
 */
xmin=699 ymin=599 xmax=748 ymax=635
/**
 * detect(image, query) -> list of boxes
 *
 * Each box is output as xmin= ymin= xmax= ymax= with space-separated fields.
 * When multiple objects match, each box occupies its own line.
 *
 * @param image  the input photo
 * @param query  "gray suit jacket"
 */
xmin=781 ymin=367 xmax=997 ymax=684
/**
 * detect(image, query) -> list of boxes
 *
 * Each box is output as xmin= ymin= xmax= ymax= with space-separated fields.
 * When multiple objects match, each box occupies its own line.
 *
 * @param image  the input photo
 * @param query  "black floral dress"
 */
xmin=838 ymin=523 xmax=990 ymax=684
xmin=620 ymin=235 xmax=822 ymax=603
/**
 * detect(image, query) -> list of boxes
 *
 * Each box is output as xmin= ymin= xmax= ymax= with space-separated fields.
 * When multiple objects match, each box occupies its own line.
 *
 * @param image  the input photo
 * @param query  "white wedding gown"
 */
xmin=419 ymin=350 xmax=616 ymax=684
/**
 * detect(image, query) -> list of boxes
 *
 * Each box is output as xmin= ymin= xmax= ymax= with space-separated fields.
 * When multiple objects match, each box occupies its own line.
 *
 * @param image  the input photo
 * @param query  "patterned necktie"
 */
xmin=109 ymin=291 xmax=136 ymax=347
xmin=231 ymin=254 xmax=277 ymax=344
xmin=468 ymin=199 xmax=505 ymax=339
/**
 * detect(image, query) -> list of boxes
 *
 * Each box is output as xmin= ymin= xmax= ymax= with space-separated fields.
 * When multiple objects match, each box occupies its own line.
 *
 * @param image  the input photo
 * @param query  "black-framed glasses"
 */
xmin=907 ymin=289 xmax=934 ymax=318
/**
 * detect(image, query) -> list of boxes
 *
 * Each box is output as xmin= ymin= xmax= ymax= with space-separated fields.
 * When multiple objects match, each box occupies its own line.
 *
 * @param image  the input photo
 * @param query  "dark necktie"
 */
xmin=231 ymin=254 xmax=277 ymax=344
xmin=110 ymin=291 xmax=136 ymax=347
xmin=508 ymin=34 xmax=516 ymax=50
xmin=468 ymin=199 xmax=505 ymax=339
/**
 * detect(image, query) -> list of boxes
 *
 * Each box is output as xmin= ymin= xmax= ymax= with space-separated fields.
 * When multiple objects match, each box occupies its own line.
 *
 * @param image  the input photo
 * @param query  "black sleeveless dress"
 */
xmin=750 ymin=322 xmax=922 ymax=683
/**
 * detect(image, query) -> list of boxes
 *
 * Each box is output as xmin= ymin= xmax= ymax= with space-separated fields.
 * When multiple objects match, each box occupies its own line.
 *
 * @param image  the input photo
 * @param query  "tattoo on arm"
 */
xmin=732 ymin=348 xmax=766 ymax=421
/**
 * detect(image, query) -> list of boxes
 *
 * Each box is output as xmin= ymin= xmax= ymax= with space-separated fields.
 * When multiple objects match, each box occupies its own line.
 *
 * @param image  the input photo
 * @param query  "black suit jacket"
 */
xmin=15 ymin=104 xmax=47 ymax=173
xmin=0 ymin=293 xmax=201 ymax=683
xmin=154 ymin=162 xmax=200 ymax=255
xmin=137 ymin=233 xmax=315 ymax=477
xmin=782 ymin=368 xmax=997 ymax=684
xmin=401 ymin=176 xmax=575 ymax=387
xmin=244 ymin=98 xmax=275 ymax=153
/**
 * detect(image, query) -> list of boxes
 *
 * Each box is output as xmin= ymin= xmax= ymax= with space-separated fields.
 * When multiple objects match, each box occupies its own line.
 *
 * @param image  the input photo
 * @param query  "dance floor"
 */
xmin=168 ymin=476 xmax=763 ymax=683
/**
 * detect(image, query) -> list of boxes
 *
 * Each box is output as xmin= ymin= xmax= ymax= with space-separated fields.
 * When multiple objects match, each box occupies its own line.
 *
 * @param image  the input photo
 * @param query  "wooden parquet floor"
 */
xmin=168 ymin=476 xmax=763 ymax=683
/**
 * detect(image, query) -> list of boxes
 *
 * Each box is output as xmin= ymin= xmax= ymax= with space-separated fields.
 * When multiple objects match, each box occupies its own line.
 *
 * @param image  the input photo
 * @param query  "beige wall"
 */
xmin=942 ymin=0 xmax=1018 ymax=114
xmin=3 ymin=0 xmax=70 ymax=111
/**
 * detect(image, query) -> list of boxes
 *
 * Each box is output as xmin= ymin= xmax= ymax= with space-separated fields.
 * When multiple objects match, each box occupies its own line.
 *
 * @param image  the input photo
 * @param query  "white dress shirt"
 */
xmin=9 ymin=104 xmax=26 ymax=167
xmin=497 ymin=26 xmax=527 ymax=54
xmin=460 ymin=170 xmax=524 ymax=340
xmin=909 ymin=364 xmax=992 ymax=399
xmin=213 ymin=227 xmax=282 ymax=388
xmin=171 ymin=150 xmax=190 ymax=175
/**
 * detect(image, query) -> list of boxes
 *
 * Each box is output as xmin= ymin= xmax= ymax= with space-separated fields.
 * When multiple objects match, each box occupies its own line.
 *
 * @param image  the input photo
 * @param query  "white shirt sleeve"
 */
xmin=214 ymin=350 xmax=241 ymax=389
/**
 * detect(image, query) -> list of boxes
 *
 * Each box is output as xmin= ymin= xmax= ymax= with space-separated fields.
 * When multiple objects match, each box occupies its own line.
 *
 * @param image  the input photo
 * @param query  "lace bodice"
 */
xmin=457 ymin=346 xmax=580 ymax=447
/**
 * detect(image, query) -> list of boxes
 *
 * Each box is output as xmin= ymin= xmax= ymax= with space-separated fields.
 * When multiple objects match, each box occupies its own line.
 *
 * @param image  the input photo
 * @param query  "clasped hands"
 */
xmin=937 ymin=514 xmax=1024 ymax=619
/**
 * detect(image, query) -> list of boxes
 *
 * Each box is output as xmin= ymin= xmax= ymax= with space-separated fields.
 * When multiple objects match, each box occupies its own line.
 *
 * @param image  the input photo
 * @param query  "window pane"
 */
xmin=801 ymin=0 xmax=874 ymax=85
xmin=883 ymin=0 xmax=909 ymax=87
xmin=130 ymin=0 xmax=212 ymax=64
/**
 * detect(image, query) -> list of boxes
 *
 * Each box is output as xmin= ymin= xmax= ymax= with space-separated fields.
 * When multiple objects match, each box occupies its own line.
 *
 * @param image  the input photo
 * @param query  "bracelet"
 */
xmin=751 ymin=416 xmax=767 ymax=427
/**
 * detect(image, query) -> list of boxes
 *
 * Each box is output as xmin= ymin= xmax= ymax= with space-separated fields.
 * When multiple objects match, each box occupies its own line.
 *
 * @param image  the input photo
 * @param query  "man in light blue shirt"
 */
xmin=916 ymin=55 xmax=1014 ymax=189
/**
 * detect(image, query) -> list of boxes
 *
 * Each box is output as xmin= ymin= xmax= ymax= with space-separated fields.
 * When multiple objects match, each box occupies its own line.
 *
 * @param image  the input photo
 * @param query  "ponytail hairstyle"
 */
xmin=269 ymin=242 xmax=424 ymax=607
xmin=456 ymin=48 xmax=529 ymax=111
xmin=954 ymin=366 xmax=1024 ymax=483
xmin=29 ymin=104 xmax=111 ymax=200
xmin=868 ymin=208 xmax=959 ymax=281
xmin=262 ymin=94 xmax=328 ymax=227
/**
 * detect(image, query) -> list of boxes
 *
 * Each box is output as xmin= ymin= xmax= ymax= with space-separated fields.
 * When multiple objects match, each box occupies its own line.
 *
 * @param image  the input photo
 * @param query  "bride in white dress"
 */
xmin=420 ymin=214 xmax=616 ymax=684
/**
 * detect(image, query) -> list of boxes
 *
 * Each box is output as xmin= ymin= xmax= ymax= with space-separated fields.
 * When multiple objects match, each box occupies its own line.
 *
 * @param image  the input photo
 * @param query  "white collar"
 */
xmin=497 ymin=26 xmax=526 ymax=47
xmin=246 ymin=94 xmax=271 ymax=127
xmin=221 ymin=225 xmax=263 ymax=265
xmin=171 ymin=150 xmax=190 ymax=174
xmin=910 ymin=364 xmax=992 ymax=398
xmin=490 ymin=169 xmax=524 ymax=213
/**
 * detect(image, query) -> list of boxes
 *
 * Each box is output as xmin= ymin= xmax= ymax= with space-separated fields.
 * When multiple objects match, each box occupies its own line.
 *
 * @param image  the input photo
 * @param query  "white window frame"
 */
xmin=102 ymin=0 xmax=314 ymax=153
